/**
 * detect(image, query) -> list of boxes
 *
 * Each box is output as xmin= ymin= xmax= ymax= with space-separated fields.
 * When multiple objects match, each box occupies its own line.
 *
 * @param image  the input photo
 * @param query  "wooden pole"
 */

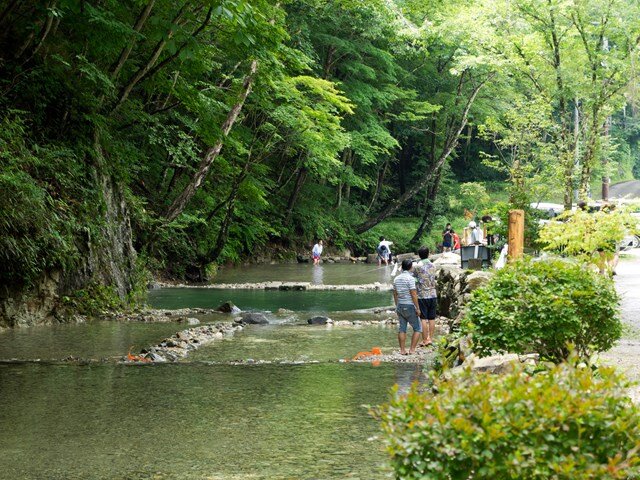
xmin=508 ymin=209 xmax=524 ymax=261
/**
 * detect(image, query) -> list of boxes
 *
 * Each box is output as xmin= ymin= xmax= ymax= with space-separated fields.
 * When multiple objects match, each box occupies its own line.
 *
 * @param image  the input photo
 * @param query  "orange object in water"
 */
xmin=353 ymin=347 xmax=382 ymax=361
xmin=127 ymin=352 xmax=150 ymax=363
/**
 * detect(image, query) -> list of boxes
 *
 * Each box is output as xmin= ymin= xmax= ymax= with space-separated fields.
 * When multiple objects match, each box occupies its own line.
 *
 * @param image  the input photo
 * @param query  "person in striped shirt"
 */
xmin=393 ymin=259 xmax=422 ymax=355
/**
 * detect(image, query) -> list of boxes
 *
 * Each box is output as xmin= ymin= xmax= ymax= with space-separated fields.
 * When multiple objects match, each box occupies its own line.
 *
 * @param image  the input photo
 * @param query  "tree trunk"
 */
xmin=113 ymin=3 xmax=187 ymax=109
xmin=367 ymin=160 xmax=388 ymax=212
xmin=355 ymin=77 xmax=487 ymax=234
xmin=163 ymin=59 xmax=259 ymax=222
xmin=409 ymin=166 xmax=443 ymax=245
xmin=109 ymin=0 xmax=156 ymax=81
xmin=601 ymin=116 xmax=611 ymax=201
xmin=285 ymin=166 xmax=307 ymax=223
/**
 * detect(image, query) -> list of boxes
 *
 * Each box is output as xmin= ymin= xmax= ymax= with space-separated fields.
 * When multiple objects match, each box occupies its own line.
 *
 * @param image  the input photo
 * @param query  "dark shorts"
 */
xmin=418 ymin=298 xmax=437 ymax=320
xmin=442 ymin=240 xmax=452 ymax=248
xmin=396 ymin=305 xmax=422 ymax=333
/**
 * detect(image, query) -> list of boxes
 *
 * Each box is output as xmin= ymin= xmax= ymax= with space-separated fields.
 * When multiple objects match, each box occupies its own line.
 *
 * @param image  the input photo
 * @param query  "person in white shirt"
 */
xmin=377 ymin=236 xmax=393 ymax=265
xmin=312 ymin=240 xmax=323 ymax=265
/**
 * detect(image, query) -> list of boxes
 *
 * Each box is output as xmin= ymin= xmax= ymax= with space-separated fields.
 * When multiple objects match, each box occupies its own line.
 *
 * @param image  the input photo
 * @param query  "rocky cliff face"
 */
xmin=0 ymin=172 xmax=137 ymax=328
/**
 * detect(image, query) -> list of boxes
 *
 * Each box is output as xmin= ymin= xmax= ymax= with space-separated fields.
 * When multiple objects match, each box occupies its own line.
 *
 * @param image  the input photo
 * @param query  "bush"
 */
xmin=376 ymin=359 xmax=640 ymax=479
xmin=539 ymin=208 xmax=638 ymax=261
xmin=462 ymin=257 xmax=620 ymax=362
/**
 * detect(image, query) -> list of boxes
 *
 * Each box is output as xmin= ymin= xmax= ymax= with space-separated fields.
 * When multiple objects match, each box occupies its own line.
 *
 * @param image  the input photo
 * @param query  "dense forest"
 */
xmin=1 ymin=0 xmax=640 ymax=319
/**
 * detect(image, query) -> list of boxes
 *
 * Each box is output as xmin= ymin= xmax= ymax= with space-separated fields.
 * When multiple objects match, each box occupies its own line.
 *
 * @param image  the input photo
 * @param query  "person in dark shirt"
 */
xmin=442 ymin=223 xmax=453 ymax=252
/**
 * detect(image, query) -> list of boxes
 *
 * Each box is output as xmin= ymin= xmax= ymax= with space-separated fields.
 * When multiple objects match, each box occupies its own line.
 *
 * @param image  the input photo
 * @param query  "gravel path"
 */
xmin=600 ymin=249 xmax=640 ymax=401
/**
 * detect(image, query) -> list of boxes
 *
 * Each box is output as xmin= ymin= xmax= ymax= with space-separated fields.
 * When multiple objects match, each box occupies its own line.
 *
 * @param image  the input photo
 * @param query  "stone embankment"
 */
xmin=154 ymin=281 xmax=393 ymax=291
xmin=127 ymin=321 xmax=245 ymax=363
xmin=103 ymin=308 xmax=222 ymax=323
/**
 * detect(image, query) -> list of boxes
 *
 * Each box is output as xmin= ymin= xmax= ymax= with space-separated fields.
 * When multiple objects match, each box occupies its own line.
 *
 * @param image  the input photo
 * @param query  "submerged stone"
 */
xmin=307 ymin=316 xmax=331 ymax=325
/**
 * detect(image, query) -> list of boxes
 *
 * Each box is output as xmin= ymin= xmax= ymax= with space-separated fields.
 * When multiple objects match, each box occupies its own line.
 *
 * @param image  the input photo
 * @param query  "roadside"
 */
xmin=600 ymin=248 xmax=640 ymax=401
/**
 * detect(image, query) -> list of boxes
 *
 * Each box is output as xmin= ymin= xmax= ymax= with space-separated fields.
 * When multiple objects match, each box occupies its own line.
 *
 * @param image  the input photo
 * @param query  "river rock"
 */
xmin=307 ymin=316 xmax=331 ymax=325
xmin=297 ymin=255 xmax=310 ymax=263
xmin=465 ymin=353 xmax=520 ymax=374
xmin=147 ymin=352 xmax=167 ymax=362
xmin=366 ymin=253 xmax=378 ymax=264
xmin=464 ymin=271 xmax=493 ymax=292
xmin=217 ymin=301 xmax=240 ymax=313
xmin=240 ymin=312 xmax=269 ymax=324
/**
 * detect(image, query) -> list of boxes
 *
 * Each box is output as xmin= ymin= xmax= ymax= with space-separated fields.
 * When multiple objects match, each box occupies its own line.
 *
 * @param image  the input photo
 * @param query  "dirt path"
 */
xmin=600 ymin=248 xmax=640 ymax=401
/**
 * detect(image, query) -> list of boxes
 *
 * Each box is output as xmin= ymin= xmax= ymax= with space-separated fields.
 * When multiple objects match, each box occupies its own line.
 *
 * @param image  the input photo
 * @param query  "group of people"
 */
xmin=441 ymin=223 xmax=461 ymax=252
xmin=442 ymin=220 xmax=488 ymax=252
xmin=312 ymin=237 xmax=438 ymax=355
xmin=392 ymin=247 xmax=437 ymax=355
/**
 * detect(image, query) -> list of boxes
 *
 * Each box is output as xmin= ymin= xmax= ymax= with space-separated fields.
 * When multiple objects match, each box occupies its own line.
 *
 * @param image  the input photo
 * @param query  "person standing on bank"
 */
xmin=312 ymin=240 xmax=323 ymax=265
xmin=393 ymin=259 xmax=422 ymax=355
xmin=442 ymin=223 xmax=453 ymax=252
xmin=414 ymin=246 xmax=437 ymax=347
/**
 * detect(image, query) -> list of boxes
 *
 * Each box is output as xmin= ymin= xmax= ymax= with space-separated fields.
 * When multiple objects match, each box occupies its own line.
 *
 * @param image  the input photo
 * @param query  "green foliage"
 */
xmin=375 ymin=358 xmax=640 ymax=479
xmin=483 ymin=201 xmax=545 ymax=251
xmin=61 ymin=283 xmax=122 ymax=316
xmin=539 ymin=208 xmax=638 ymax=261
xmin=2 ymin=0 xmax=640 ymax=291
xmin=0 ymin=114 xmax=86 ymax=286
xmin=463 ymin=258 xmax=621 ymax=362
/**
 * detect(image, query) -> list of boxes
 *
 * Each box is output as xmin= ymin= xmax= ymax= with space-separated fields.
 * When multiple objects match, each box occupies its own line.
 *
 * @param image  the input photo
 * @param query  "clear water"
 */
xmin=189 ymin=324 xmax=401 ymax=363
xmin=0 ymin=362 xmax=421 ymax=479
xmin=0 ymin=265 xmax=416 ymax=479
xmin=148 ymin=288 xmax=393 ymax=312
xmin=0 ymin=320 xmax=182 ymax=361
xmin=211 ymin=263 xmax=394 ymax=285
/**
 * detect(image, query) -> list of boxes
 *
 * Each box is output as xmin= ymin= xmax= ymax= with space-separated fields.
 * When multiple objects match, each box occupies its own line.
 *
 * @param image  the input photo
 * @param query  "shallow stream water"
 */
xmin=210 ymin=263 xmax=394 ymax=285
xmin=0 ymin=263 xmax=417 ymax=479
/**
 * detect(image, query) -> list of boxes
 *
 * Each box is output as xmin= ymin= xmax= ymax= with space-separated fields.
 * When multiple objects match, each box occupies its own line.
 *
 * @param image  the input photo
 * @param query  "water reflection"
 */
xmin=0 ymin=363 xmax=396 ymax=479
xmin=394 ymin=363 xmax=424 ymax=394
xmin=210 ymin=263 xmax=394 ymax=285
xmin=312 ymin=264 xmax=324 ymax=285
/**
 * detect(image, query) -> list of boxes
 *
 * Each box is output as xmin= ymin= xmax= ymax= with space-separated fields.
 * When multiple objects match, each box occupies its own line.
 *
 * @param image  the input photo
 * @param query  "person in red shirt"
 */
xmin=451 ymin=229 xmax=461 ymax=251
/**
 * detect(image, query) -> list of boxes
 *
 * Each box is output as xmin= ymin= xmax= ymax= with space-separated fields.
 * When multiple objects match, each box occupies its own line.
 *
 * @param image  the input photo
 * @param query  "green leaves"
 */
xmin=376 ymin=358 xmax=640 ymax=479
xmin=463 ymin=257 xmax=621 ymax=362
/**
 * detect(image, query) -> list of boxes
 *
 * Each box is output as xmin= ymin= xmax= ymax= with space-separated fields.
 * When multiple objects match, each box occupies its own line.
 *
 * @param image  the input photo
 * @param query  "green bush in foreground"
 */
xmin=463 ymin=257 xmax=620 ymax=362
xmin=376 ymin=360 xmax=640 ymax=480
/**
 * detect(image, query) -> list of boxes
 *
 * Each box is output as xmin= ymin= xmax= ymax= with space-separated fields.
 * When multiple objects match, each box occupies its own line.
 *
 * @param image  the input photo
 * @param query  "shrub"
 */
xmin=539 ymin=208 xmax=638 ymax=263
xmin=376 ymin=359 xmax=640 ymax=479
xmin=462 ymin=257 xmax=620 ymax=362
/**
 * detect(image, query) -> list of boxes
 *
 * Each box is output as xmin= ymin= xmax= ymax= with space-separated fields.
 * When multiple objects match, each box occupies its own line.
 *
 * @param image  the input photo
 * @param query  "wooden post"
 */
xmin=508 ymin=209 xmax=524 ymax=261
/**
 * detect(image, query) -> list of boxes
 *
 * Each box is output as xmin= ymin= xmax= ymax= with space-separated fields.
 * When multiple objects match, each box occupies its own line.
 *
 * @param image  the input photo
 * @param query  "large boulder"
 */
xmin=216 ymin=301 xmax=241 ymax=313
xmin=240 ymin=312 xmax=269 ymax=324
xmin=465 ymin=353 xmax=520 ymax=374
xmin=307 ymin=315 xmax=331 ymax=325
xmin=366 ymin=253 xmax=379 ymax=264
xmin=433 ymin=252 xmax=461 ymax=267
xmin=464 ymin=271 xmax=493 ymax=293
xmin=395 ymin=252 xmax=419 ymax=263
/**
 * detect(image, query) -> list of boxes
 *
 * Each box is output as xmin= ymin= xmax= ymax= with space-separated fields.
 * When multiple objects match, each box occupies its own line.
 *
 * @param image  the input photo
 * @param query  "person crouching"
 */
xmin=393 ymin=259 xmax=422 ymax=355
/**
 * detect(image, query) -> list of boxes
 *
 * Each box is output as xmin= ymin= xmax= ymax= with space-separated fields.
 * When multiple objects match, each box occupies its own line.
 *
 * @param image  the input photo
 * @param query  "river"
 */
xmin=0 ymin=263 xmax=419 ymax=479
